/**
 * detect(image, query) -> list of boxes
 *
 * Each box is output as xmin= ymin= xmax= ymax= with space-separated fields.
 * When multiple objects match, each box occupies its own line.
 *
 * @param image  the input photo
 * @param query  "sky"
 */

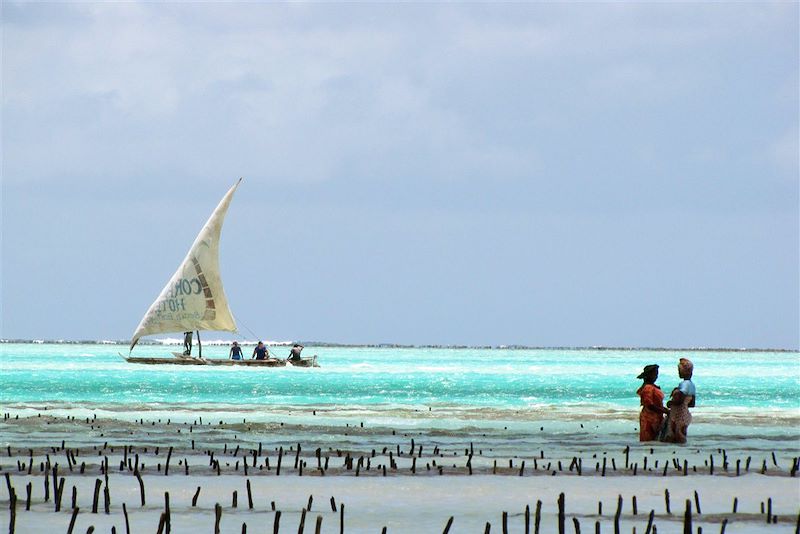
xmin=1 ymin=2 xmax=798 ymax=348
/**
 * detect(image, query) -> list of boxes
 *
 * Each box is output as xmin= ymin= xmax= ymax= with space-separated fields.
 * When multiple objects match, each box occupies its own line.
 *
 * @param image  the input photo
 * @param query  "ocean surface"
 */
xmin=3 ymin=343 xmax=799 ymax=534
xmin=1 ymin=343 xmax=797 ymax=426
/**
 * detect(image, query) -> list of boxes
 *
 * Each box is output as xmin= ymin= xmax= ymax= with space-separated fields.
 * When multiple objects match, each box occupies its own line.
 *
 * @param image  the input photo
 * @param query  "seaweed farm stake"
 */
xmin=66 ymin=507 xmax=79 ymax=534
xmin=164 ymin=492 xmax=171 ymax=533
xmin=53 ymin=478 xmax=64 ymax=512
xmin=298 ymin=507 xmax=307 ymax=534
xmin=103 ymin=480 xmax=110 ymax=514
xmin=443 ymin=516 xmax=454 ymax=534
xmin=683 ymin=500 xmax=692 ymax=534
xmin=644 ymin=510 xmax=655 ymax=534
xmin=135 ymin=471 xmax=145 ymax=506
xmin=273 ymin=511 xmax=282 ymax=534
xmin=525 ymin=504 xmax=530 ymax=534
xmin=8 ymin=487 xmax=16 ymax=534
xmin=123 ymin=503 xmax=130 ymax=534
xmin=214 ymin=503 xmax=222 ymax=534
xmin=91 ymin=479 xmax=102 ymax=514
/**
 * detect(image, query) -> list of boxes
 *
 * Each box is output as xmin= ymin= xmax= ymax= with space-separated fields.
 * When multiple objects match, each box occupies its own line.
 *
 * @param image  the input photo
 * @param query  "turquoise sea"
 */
xmin=1 ymin=343 xmax=797 ymax=418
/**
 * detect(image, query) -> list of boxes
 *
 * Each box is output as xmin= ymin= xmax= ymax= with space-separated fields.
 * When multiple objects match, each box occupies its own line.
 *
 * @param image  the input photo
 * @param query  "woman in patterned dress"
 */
xmin=662 ymin=358 xmax=696 ymax=444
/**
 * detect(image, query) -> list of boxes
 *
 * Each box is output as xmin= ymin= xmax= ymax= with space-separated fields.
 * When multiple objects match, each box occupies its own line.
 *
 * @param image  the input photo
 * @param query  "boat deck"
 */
xmin=121 ymin=355 xmax=319 ymax=367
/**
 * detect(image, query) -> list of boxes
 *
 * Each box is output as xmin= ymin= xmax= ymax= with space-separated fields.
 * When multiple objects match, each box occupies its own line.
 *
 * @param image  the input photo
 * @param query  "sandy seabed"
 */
xmin=1 ymin=408 xmax=798 ymax=533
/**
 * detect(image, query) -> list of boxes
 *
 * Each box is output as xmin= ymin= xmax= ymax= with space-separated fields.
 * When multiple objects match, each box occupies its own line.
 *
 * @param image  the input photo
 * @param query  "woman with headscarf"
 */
xmin=636 ymin=364 xmax=668 ymax=441
xmin=662 ymin=358 xmax=696 ymax=444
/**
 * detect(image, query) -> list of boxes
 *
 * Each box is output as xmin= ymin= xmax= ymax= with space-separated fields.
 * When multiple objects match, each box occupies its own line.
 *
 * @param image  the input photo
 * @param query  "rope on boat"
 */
xmin=233 ymin=315 xmax=261 ymax=344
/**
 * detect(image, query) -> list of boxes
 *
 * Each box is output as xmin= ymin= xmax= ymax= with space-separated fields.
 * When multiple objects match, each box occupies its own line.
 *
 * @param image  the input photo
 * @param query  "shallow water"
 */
xmin=2 ymin=344 xmax=798 ymax=533
xmin=1 ymin=344 xmax=798 ymax=432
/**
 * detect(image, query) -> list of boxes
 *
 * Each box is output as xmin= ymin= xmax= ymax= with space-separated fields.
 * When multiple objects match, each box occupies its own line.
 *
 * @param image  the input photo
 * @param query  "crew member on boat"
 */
xmin=252 ymin=341 xmax=269 ymax=361
xmin=183 ymin=331 xmax=193 ymax=356
xmin=229 ymin=341 xmax=243 ymax=360
xmin=288 ymin=344 xmax=304 ymax=362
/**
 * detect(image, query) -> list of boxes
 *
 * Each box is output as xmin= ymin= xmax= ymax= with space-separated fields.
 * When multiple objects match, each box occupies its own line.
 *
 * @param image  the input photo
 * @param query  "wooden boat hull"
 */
xmin=120 ymin=354 xmax=319 ymax=367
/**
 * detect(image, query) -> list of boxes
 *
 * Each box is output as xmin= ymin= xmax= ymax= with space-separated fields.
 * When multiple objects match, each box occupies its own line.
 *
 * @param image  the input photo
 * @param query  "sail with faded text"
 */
xmin=129 ymin=179 xmax=241 ymax=351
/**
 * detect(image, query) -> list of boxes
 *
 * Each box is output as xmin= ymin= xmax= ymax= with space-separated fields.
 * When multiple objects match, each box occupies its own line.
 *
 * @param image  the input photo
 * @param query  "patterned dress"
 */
xmin=637 ymin=383 xmax=665 ymax=441
xmin=663 ymin=379 xmax=695 ymax=444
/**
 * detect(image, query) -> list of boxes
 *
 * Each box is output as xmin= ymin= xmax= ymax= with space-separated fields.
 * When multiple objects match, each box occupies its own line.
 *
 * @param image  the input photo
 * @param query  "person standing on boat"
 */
xmin=288 ymin=344 xmax=304 ymax=362
xmin=229 ymin=341 xmax=243 ymax=360
xmin=183 ymin=331 xmax=193 ymax=356
xmin=636 ymin=364 xmax=668 ymax=441
xmin=252 ymin=341 xmax=269 ymax=361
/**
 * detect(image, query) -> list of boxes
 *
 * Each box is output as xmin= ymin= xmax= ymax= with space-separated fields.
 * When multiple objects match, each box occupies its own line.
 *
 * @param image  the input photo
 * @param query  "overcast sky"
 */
xmin=2 ymin=2 xmax=798 ymax=348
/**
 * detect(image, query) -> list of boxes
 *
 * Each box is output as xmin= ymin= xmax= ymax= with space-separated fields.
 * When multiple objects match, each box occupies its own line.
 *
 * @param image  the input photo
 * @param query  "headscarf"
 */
xmin=637 ymin=364 xmax=659 ymax=380
xmin=679 ymin=358 xmax=693 ymax=376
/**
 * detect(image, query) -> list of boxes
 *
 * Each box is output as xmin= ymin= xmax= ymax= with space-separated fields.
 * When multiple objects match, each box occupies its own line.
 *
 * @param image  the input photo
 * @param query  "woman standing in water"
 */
xmin=662 ymin=358 xmax=696 ymax=444
xmin=636 ymin=364 xmax=668 ymax=441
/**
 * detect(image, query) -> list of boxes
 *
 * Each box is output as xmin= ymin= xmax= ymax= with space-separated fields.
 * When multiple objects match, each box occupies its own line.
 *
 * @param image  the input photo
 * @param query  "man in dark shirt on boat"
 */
xmin=183 ymin=331 xmax=193 ymax=356
xmin=288 ymin=344 xmax=304 ymax=362
xmin=229 ymin=341 xmax=243 ymax=360
xmin=252 ymin=341 xmax=269 ymax=361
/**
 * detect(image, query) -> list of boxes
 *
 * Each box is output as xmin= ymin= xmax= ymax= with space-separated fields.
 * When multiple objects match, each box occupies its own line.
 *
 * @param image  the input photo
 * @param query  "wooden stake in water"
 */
xmin=135 ymin=471 xmax=145 ymax=506
xmin=91 ymin=479 xmax=102 ymax=514
xmin=123 ymin=503 xmax=131 ymax=534
xmin=66 ymin=507 xmax=80 ymax=534
xmin=214 ymin=503 xmax=222 ymax=534
xmin=644 ymin=510 xmax=655 ymax=534
xmin=683 ymin=500 xmax=692 ymax=534
xmin=525 ymin=504 xmax=530 ymax=534
xmin=8 ymin=488 xmax=17 ymax=534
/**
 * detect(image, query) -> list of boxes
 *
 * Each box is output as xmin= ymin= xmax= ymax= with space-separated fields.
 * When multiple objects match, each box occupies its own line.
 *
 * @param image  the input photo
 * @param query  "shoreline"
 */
xmin=2 ymin=339 xmax=798 ymax=352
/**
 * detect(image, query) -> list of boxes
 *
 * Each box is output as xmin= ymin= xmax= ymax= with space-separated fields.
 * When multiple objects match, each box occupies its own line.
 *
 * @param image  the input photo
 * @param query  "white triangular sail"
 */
xmin=130 ymin=179 xmax=241 ymax=351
